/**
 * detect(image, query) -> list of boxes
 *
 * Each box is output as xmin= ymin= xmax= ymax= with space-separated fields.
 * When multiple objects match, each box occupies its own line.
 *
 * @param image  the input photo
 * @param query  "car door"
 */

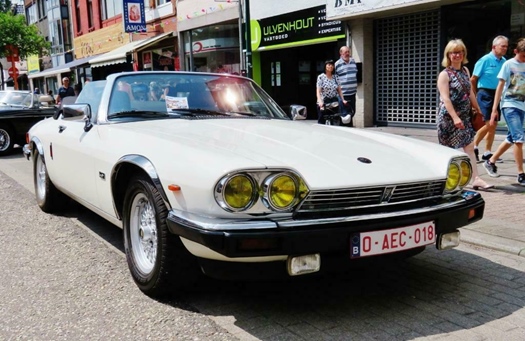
xmin=44 ymin=115 xmax=100 ymax=208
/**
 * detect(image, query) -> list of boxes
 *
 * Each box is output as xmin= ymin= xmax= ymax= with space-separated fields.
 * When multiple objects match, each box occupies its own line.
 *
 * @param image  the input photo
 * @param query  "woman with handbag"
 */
xmin=316 ymin=60 xmax=347 ymax=124
xmin=437 ymin=39 xmax=494 ymax=190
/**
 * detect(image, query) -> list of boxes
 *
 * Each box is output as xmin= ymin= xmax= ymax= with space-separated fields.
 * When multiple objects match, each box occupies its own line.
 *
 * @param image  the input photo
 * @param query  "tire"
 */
xmin=0 ymin=124 xmax=14 ymax=156
xmin=123 ymin=175 xmax=199 ymax=297
xmin=33 ymin=150 xmax=68 ymax=213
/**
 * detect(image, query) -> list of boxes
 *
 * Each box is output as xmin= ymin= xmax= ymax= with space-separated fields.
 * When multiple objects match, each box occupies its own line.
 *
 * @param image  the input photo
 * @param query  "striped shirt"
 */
xmin=335 ymin=57 xmax=358 ymax=96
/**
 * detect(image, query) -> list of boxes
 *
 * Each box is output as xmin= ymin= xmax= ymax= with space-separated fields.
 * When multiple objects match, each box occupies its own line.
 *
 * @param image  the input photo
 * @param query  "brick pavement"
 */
xmin=299 ymin=121 xmax=525 ymax=257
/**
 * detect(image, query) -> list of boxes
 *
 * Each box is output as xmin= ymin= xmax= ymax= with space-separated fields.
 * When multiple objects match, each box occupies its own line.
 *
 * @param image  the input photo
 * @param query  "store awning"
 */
xmin=89 ymin=32 xmax=174 ymax=68
xmin=27 ymin=55 xmax=98 ymax=79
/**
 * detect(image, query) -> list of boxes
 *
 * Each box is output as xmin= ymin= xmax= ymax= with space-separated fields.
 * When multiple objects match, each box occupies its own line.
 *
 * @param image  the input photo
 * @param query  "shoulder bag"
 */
xmin=448 ymin=67 xmax=484 ymax=131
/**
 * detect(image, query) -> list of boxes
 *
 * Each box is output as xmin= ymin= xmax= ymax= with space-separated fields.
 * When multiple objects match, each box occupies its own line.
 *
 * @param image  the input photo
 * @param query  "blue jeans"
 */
xmin=502 ymin=107 xmax=525 ymax=144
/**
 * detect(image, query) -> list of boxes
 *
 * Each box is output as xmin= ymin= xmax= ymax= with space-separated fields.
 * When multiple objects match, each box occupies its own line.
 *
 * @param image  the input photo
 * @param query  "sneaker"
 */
xmin=474 ymin=147 xmax=479 ymax=162
xmin=481 ymin=152 xmax=503 ymax=163
xmin=483 ymin=160 xmax=499 ymax=177
xmin=518 ymin=173 xmax=525 ymax=186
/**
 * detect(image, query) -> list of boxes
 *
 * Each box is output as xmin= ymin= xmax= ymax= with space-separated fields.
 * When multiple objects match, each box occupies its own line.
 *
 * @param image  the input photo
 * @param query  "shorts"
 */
xmin=477 ymin=89 xmax=501 ymax=121
xmin=502 ymin=107 xmax=525 ymax=144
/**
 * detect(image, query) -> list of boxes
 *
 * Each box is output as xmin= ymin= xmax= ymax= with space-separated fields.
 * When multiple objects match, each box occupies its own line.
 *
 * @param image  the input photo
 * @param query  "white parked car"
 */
xmin=24 ymin=72 xmax=485 ymax=297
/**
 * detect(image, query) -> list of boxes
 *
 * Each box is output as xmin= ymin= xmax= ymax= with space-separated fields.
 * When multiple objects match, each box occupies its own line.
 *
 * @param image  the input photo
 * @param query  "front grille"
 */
xmin=297 ymin=180 xmax=445 ymax=212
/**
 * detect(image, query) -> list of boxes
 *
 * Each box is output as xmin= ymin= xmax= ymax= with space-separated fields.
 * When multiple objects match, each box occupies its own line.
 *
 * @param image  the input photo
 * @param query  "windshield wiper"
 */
xmin=228 ymin=111 xmax=256 ymax=116
xmin=108 ymin=110 xmax=172 ymax=119
xmin=172 ymin=108 xmax=231 ymax=116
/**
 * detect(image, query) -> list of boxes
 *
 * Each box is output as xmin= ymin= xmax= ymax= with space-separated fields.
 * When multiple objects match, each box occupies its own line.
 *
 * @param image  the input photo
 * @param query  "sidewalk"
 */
xmin=301 ymin=121 xmax=525 ymax=257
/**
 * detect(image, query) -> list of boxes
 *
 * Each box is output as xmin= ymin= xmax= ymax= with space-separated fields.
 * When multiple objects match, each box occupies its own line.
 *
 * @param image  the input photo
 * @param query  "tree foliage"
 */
xmin=0 ymin=12 xmax=50 ymax=59
xmin=0 ymin=0 xmax=13 ymax=14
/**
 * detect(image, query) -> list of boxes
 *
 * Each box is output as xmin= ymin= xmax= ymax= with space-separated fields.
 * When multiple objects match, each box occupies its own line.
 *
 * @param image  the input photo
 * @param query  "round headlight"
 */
xmin=223 ymin=174 xmax=256 ymax=210
xmin=267 ymin=174 xmax=298 ymax=210
xmin=459 ymin=160 xmax=472 ymax=187
xmin=446 ymin=163 xmax=460 ymax=191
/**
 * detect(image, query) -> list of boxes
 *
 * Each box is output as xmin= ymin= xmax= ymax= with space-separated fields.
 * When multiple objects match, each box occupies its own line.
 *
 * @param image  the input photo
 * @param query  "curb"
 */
xmin=460 ymin=229 xmax=525 ymax=257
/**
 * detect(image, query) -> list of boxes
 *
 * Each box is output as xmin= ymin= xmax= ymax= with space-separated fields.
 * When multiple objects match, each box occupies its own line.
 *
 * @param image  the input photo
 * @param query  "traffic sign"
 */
xmin=8 ymin=67 xmax=19 ymax=77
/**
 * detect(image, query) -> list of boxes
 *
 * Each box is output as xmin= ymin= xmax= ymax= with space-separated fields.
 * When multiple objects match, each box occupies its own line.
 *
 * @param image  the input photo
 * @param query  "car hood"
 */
xmin=108 ymin=119 xmax=459 ymax=188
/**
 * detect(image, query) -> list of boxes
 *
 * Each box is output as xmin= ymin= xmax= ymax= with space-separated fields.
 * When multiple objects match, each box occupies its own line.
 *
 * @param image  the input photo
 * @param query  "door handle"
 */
xmin=58 ymin=125 xmax=66 ymax=133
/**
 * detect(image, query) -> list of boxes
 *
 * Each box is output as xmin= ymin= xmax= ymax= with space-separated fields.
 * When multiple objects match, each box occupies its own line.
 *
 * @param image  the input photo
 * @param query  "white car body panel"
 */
xmin=31 ymin=118 xmax=459 ymax=221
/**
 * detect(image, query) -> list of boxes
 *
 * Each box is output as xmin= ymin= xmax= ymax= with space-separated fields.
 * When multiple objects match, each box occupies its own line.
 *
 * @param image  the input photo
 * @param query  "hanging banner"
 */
xmin=123 ymin=0 xmax=146 ymax=33
xmin=27 ymin=55 xmax=40 ymax=74
xmin=326 ymin=0 xmax=440 ymax=19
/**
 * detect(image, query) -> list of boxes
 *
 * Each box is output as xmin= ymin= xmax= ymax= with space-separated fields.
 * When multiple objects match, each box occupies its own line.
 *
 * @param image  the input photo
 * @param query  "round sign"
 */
xmin=8 ymin=67 xmax=19 ymax=76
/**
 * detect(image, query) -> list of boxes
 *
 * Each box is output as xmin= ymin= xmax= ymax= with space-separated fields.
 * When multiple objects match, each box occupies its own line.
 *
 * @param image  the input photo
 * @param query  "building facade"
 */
xmin=26 ymin=0 xmax=179 ymax=94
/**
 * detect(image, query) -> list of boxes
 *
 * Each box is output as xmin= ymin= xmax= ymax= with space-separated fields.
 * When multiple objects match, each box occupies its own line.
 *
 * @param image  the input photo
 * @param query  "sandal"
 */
xmin=471 ymin=176 xmax=495 ymax=190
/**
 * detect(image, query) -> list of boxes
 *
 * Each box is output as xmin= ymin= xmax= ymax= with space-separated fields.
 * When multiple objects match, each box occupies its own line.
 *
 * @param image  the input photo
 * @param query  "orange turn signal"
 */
xmin=168 ymin=184 xmax=181 ymax=192
xmin=468 ymin=208 xmax=476 ymax=220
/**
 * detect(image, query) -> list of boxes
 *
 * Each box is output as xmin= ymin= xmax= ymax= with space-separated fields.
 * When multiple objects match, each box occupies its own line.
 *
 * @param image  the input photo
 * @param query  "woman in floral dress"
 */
xmin=437 ymin=39 xmax=493 ymax=190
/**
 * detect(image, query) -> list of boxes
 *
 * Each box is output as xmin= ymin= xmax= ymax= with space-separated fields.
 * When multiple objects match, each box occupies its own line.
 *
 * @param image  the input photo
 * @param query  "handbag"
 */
xmin=448 ymin=67 xmax=484 ymax=131
xmin=470 ymin=108 xmax=485 ymax=131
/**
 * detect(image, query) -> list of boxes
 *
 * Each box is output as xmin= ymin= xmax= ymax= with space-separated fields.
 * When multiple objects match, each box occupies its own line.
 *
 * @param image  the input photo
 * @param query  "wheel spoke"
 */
xmin=130 ymin=194 xmax=157 ymax=275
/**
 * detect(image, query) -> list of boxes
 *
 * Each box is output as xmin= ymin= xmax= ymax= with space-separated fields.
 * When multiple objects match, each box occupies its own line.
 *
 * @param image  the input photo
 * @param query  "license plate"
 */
xmin=350 ymin=221 xmax=436 ymax=258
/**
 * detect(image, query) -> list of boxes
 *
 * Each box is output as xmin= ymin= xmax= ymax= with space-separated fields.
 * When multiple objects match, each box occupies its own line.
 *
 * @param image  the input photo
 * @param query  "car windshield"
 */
xmin=0 ymin=91 xmax=35 ymax=107
xmin=76 ymin=80 xmax=107 ymax=116
xmin=107 ymin=73 xmax=289 ymax=120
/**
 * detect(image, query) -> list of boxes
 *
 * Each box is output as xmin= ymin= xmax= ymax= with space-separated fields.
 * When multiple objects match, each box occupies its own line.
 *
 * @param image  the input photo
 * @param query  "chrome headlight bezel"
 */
xmin=214 ymin=173 xmax=258 ymax=212
xmin=214 ymin=169 xmax=310 ymax=214
xmin=445 ymin=157 xmax=472 ymax=193
xmin=261 ymin=172 xmax=300 ymax=212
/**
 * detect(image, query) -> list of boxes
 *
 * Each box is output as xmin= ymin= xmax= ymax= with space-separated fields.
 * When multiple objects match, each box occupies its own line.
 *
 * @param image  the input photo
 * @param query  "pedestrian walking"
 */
xmin=482 ymin=38 xmax=525 ymax=186
xmin=437 ymin=39 xmax=493 ymax=190
xmin=335 ymin=46 xmax=358 ymax=126
xmin=471 ymin=35 xmax=509 ymax=163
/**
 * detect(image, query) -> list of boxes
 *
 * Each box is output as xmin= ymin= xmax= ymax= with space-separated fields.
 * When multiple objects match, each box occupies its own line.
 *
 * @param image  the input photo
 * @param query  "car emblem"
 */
xmin=381 ymin=186 xmax=395 ymax=203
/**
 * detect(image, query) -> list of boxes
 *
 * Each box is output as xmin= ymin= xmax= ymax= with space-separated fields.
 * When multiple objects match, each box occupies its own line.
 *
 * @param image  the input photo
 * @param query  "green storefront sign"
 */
xmin=251 ymin=5 xmax=345 ymax=51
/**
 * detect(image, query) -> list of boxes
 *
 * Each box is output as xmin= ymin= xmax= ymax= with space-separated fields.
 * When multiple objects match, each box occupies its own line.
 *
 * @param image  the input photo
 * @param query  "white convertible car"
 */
xmin=24 ymin=72 xmax=484 ymax=297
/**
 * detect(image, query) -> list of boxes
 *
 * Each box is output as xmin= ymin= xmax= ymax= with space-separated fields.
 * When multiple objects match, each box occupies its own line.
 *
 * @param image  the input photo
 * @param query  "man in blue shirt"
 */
xmin=483 ymin=38 xmax=525 ymax=186
xmin=56 ymin=77 xmax=75 ymax=105
xmin=335 ymin=46 xmax=358 ymax=126
xmin=470 ymin=35 xmax=508 ymax=162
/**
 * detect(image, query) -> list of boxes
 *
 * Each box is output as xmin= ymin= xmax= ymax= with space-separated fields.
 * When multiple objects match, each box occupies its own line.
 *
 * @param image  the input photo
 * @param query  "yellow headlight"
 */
xmin=446 ymin=163 xmax=460 ymax=191
xmin=269 ymin=174 xmax=297 ymax=209
xmin=223 ymin=175 xmax=255 ymax=210
xmin=459 ymin=160 xmax=472 ymax=187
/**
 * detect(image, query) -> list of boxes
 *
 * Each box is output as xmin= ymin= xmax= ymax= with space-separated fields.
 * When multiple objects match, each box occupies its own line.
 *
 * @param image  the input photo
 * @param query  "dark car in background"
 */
xmin=0 ymin=90 xmax=56 ymax=156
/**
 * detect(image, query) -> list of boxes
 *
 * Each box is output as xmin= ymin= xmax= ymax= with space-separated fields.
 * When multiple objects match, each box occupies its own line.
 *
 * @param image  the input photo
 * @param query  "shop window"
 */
xmin=183 ymin=24 xmax=241 ymax=74
xmin=100 ymin=0 xmax=122 ymax=20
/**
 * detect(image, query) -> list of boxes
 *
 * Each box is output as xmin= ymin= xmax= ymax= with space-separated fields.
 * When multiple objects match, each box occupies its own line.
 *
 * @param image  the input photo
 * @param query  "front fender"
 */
xmin=111 ymin=154 xmax=171 ymax=219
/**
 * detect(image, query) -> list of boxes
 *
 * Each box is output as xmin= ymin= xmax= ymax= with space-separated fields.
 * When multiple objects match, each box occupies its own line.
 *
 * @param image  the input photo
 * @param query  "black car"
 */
xmin=0 ymin=90 xmax=56 ymax=156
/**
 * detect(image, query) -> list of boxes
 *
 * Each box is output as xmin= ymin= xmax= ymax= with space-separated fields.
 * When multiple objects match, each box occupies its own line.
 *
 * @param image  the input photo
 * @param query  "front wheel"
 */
xmin=0 ymin=124 xmax=14 ymax=156
xmin=123 ymin=175 xmax=198 ymax=297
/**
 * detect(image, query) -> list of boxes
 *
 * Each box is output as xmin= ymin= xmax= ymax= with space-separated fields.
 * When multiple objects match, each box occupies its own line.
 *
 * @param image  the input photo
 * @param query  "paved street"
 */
xmin=1 ymin=125 xmax=525 ymax=340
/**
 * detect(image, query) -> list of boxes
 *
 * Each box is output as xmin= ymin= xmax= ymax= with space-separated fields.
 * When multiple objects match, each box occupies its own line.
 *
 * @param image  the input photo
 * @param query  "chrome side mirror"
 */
xmin=289 ymin=104 xmax=307 ymax=120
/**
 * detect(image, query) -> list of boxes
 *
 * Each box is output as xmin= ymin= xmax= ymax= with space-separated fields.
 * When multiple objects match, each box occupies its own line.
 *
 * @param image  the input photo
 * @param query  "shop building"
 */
xmin=248 ymin=0 xmax=518 ymax=128
xmin=176 ymin=0 xmax=242 ymax=75
xmin=27 ymin=0 xmax=179 ymax=93
xmin=324 ymin=0 xmax=515 ymax=127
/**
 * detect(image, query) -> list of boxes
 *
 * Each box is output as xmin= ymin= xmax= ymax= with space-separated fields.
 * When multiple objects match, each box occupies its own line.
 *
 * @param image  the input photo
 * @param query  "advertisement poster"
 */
xmin=123 ymin=0 xmax=146 ymax=33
